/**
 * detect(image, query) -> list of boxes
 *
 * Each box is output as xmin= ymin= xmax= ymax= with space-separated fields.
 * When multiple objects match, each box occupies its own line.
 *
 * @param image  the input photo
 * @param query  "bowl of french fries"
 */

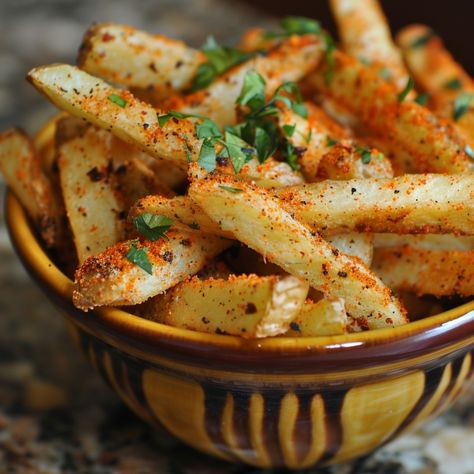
xmin=2 ymin=0 xmax=474 ymax=468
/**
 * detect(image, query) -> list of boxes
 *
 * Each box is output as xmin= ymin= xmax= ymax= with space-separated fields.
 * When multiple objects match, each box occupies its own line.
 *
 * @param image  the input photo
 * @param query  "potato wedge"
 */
xmin=278 ymin=174 xmax=474 ymax=235
xmin=78 ymin=23 xmax=205 ymax=101
xmin=57 ymin=120 xmax=125 ymax=262
xmin=142 ymin=274 xmax=309 ymax=338
xmin=165 ymin=34 xmax=325 ymax=126
xmin=0 ymin=128 xmax=61 ymax=247
xmin=189 ymin=167 xmax=406 ymax=328
xmin=373 ymin=234 xmax=474 ymax=251
xmin=307 ymin=51 xmax=474 ymax=173
xmin=286 ymin=297 xmax=347 ymax=336
xmin=73 ymin=231 xmax=231 ymax=310
xmin=27 ymin=64 xmax=201 ymax=168
xmin=330 ymin=0 xmax=411 ymax=93
xmin=373 ymin=247 xmax=474 ymax=297
xmin=397 ymin=24 xmax=474 ymax=148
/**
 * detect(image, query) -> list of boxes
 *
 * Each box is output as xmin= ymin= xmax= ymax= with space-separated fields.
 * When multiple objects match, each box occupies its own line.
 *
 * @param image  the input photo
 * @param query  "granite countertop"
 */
xmin=0 ymin=0 xmax=473 ymax=473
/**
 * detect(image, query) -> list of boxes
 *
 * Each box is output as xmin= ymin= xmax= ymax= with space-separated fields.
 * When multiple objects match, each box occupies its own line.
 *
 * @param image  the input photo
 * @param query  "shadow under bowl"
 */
xmin=5 ymin=191 xmax=474 ymax=469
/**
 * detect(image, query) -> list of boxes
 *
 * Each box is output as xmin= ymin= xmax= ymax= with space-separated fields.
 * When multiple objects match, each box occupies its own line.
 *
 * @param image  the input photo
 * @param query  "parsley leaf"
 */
xmin=411 ymin=30 xmax=436 ymax=48
xmin=192 ymin=36 xmax=253 ymax=91
xmin=356 ymin=146 xmax=373 ymax=164
xmin=264 ymin=16 xmax=321 ymax=39
xmin=220 ymin=131 xmax=254 ymax=173
xmin=218 ymin=185 xmax=244 ymax=193
xmin=157 ymin=110 xmax=205 ymax=127
xmin=465 ymin=145 xmax=474 ymax=160
xmin=196 ymin=118 xmax=222 ymax=140
xmin=108 ymin=94 xmax=127 ymax=108
xmin=453 ymin=92 xmax=473 ymax=121
xmin=282 ymin=124 xmax=296 ymax=137
xmin=236 ymin=70 xmax=266 ymax=109
xmin=282 ymin=140 xmax=300 ymax=170
xmin=327 ymin=136 xmax=338 ymax=147
xmin=254 ymin=126 xmax=274 ymax=162
xmin=133 ymin=214 xmax=173 ymax=241
xmin=444 ymin=78 xmax=462 ymax=90
xmin=415 ymin=92 xmax=430 ymax=106
xmin=323 ymin=33 xmax=337 ymax=85
xmin=126 ymin=240 xmax=153 ymax=275
xmin=398 ymin=77 xmax=414 ymax=102
xmin=198 ymin=138 xmax=217 ymax=171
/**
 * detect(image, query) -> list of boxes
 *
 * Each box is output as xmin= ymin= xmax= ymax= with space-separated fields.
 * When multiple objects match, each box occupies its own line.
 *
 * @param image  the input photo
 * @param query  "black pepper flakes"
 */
xmin=245 ymin=302 xmax=257 ymax=314
xmin=87 ymin=167 xmax=105 ymax=182
xmin=162 ymin=251 xmax=173 ymax=263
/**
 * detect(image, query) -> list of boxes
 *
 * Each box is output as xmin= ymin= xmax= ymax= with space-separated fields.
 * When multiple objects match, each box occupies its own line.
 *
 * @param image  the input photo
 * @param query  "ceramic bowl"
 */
xmin=5 ymin=191 xmax=474 ymax=469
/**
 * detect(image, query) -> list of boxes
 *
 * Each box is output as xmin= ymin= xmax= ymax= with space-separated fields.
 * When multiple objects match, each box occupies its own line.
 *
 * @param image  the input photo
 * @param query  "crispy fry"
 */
xmin=397 ymin=24 xmax=474 ymax=147
xmin=73 ymin=231 xmax=231 ymax=310
xmin=307 ymin=51 xmax=474 ymax=173
xmin=78 ymin=23 xmax=205 ymax=101
xmin=57 ymin=120 xmax=125 ymax=262
xmin=0 ymin=128 xmax=61 ymax=247
xmin=330 ymin=0 xmax=411 ymax=93
xmin=189 ymin=167 xmax=407 ymax=328
xmin=27 ymin=64 xmax=201 ymax=168
xmin=373 ymin=247 xmax=474 ymax=297
xmin=165 ymin=34 xmax=325 ymax=126
xmin=142 ymin=274 xmax=309 ymax=338
xmin=373 ymin=234 xmax=474 ymax=251
xmin=286 ymin=297 xmax=347 ymax=336
xmin=278 ymin=174 xmax=474 ymax=235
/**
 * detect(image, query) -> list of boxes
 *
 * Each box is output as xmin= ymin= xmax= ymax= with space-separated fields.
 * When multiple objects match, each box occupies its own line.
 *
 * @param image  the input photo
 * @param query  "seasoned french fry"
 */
xmin=307 ymin=51 xmax=474 ymax=173
xmin=326 ymin=233 xmax=373 ymax=266
xmin=0 ymin=128 xmax=61 ymax=247
xmin=73 ymin=231 xmax=231 ymax=310
xmin=286 ymin=297 xmax=347 ymax=336
xmin=397 ymin=25 xmax=474 ymax=147
xmin=165 ymin=34 xmax=325 ymax=126
xmin=373 ymin=247 xmax=474 ymax=297
xmin=373 ymin=234 xmax=474 ymax=251
xmin=57 ymin=120 xmax=125 ymax=262
xmin=278 ymin=174 xmax=474 ymax=235
xmin=239 ymin=27 xmax=274 ymax=52
xmin=330 ymin=0 xmax=411 ymax=93
xmin=27 ymin=64 xmax=201 ymax=168
xmin=189 ymin=167 xmax=407 ymax=328
xmin=142 ymin=274 xmax=309 ymax=338
xmin=78 ymin=23 xmax=205 ymax=101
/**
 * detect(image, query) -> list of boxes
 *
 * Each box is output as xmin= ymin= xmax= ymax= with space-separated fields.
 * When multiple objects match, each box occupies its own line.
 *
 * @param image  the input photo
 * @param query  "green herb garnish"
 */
xmin=126 ymin=239 xmax=153 ymax=275
xmin=444 ymin=78 xmax=462 ymax=90
xmin=264 ymin=16 xmax=321 ymax=39
xmin=398 ymin=77 xmax=414 ymax=102
xmin=379 ymin=67 xmax=391 ymax=80
xmin=411 ymin=30 xmax=436 ymax=48
xmin=453 ymin=92 xmax=473 ymax=121
xmin=157 ymin=110 xmax=205 ymax=127
xmin=327 ymin=136 xmax=338 ymax=147
xmin=218 ymin=185 xmax=244 ymax=193
xmin=323 ymin=33 xmax=337 ymax=85
xmin=282 ymin=124 xmax=296 ymax=137
xmin=415 ymin=92 xmax=430 ymax=106
xmin=281 ymin=140 xmax=300 ymax=170
xmin=356 ymin=146 xmax=373 ymax=164
xmin=133 ymin=214 xmax=173 ymax=241
xmin=191 ymin=37 xmax=253 ymax=91
xmin=108 ymin=94 xmax=127 ymax=108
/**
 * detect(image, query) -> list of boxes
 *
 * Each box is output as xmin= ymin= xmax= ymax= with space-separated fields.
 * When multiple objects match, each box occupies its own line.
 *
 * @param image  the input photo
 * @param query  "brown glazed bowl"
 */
xmin=5 ymin=191 xmax=474 ymax=469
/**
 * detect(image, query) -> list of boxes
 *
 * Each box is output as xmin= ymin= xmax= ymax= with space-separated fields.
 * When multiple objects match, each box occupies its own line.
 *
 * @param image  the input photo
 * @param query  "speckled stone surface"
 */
xmin=0 ymin=1 xmax=473 ymax=473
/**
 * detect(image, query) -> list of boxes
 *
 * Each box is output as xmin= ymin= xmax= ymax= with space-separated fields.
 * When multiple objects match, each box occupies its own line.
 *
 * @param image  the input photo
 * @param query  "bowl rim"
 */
xmin=5 ymin=190 xmax=474 ymax=372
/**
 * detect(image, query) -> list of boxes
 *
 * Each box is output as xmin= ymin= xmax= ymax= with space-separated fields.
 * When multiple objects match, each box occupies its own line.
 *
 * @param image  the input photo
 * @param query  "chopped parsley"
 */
xmin=444 ymin=78 xmax=462 ymax=90
xmin=356 ymin=146 xmax=373 ymax=164
xmin=133 ymin=214 xmax=173 ymax=241
xmin=398 ymin=77 xmax=414 ymax=102
xmin=191 ymin=36 xmax=254 ymax=91
xmin=282 ymin=123 xmax=296 ymax=137
xmin=415 ymin=92 xmax=430 ymax=106
xmin=327 ymin=136 xmax=338 ymax=147
xmin=453 ymin=92 xmax=473 ymax=121
xmin=264 ymin=16 xmax=321 ymax=39
xmin=108 ymin=94 xmax=127 ymax=108
xmin=218 ymin=185 xmax=244 ymax=193
xmin=157 ymin=110 xmax=205 ymax=127
xmin=410 ymin=30 xmax=436 ymax=48
xmin=323 ymin=32 xmax=336 ymax=85
xmin=126 ymin=240 xmax=153 ymax=275
xmin=281 ymin=140 xmax=300 ymax=171
xmin=465 ymin=144 xmax=474 ymax=160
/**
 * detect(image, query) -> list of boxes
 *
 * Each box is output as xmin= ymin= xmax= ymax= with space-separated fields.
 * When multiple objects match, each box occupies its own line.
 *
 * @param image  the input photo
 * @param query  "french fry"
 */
xmin=73 ymin=231 xmax=231 ymax=310
xmin=307 ymin=51 xmax=474 ymax=174
xmin=165 ymin=34 xmax=325 ymax=126
xmin=142 ymin=274 xmax=309 ymax=338
xmin=286 ymin=297 xmax=347 ymax=336
xmin=27 ymin=64 xmax=201 ymax=168
xmin=330 ymin=0 xmax=412 ymax=93
xmin=0 ymin=128 xmax=61 ymax=247
xmin=239 ymin=27 xmax=275 ymax=52
xmin=373 ymin=234 xmax=474 ymax=251
xmin=373 ymin=247 xmax=474 ymax=297
xmin=57 ymin=120 xmax=126 ymax=262
xmin=397 ymin=25 xmax=474 ymax=147
xmin=188 ymin=167 xmax=407 ymax=328
xmin=326 ymin=233 xmax=373 ymax=266
xmin=78 ymin=23 xmax=205 ymax=102
xmin=278 ymin=174 xmax=474 ymax=235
